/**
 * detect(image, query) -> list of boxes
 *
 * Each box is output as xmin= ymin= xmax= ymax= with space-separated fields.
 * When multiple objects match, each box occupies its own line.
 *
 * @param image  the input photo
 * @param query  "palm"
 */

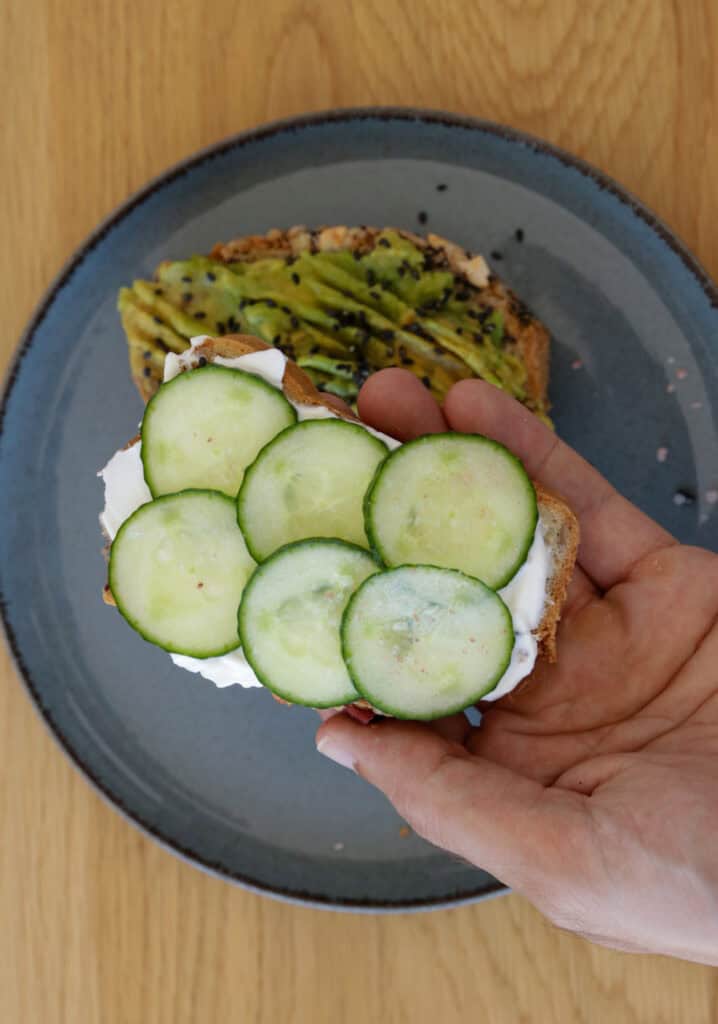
xmin=473 ymin=544 xmax=718 ymax=790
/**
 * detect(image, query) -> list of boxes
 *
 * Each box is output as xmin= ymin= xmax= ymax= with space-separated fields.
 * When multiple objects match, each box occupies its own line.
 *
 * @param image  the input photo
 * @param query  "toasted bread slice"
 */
xmin=105 ymin=334 xmax=578 ymax=670
xmin=121 ymin=226 xmax=550 ymax=422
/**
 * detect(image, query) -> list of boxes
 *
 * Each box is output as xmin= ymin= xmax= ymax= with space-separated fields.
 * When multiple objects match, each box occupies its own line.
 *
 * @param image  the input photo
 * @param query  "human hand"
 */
xmin=316 ymin=369 xmax=718 ymax=965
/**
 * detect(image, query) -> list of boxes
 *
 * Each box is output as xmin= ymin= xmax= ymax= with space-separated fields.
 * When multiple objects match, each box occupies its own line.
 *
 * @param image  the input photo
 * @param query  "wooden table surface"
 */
xmin=2 ymin=1 xmax=717 ymax=1020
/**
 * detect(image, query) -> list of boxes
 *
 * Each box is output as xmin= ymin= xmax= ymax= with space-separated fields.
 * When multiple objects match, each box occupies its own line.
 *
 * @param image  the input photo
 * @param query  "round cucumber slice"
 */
xmin=141 ymin=365 xmax=296 ymax=498
xmin=237 ymin=419 xmax=388 ymax=560
xmin=342 ymin=565 xmax=514 ymax=720
xmin=238 ymin=539 xmax=378 ymax=707
xmin=364 ymin=433 xmax=537 ymax=588
xmin=109 ymin=490 xmax=256 ymax=657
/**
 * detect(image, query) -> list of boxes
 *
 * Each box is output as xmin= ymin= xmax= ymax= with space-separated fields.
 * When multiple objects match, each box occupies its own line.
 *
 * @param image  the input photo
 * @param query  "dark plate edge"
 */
xmin=1 ymin=105 xmax=717 ymax=912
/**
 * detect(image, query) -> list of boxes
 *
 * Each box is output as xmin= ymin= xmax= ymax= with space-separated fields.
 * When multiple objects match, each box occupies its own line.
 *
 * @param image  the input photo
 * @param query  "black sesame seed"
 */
xmin=143 ymin=366 xmax=152 ymax=377
xmin=421 ymin=375 xmax=431 ymax=387
xmin=366 ymin=269 xmax=377 ymax=287
xmin=398 ymin=267 xmax=406 ymax=277
xmin=197 ymin=356 xmax=207 ymax=367
xmin=265 ymin=299 xmax=277 ymax=308
xmin=379 ymin=328 xmax=395 ymax=342
xmin=406 ymin=322 xmax=429 ymax=338
xmin=206 ymin=271 xmax=217 ymax=282
xmin=455 ymin=290 xmax=470 ymax=302
xmin=217 ymin=322 xmax=226 ymax=335
xmin=417 ymin=211 xmax=428 ymax=225
xmin=182 ymin=292 xmax=193 ymax=303
xmin=378 ymin=237 xmax=391 ymax=248
xmin=227 ymin=316 xmax=238 ymax=331
xmin=474 ymin=332 xmax=483 ymax=343
xmin=272 ymin=334 xmax=281 ymax=345
xmin=154 ymin=288 xmax=163 ymax=296
xmin=153 ymin=316 xmax=162 ymax=325
xmin=281 ymin=305 xmax=292 ymax=315
xmin=490 ymin=250 xmax=503 ymax=260
xmin=401 ymin=356 xmax=413 ymax=366
xmin=143 ymin=350 xmax=152 ymax=359
xmin=195 ymin=312 xmax=206 ymax=320
xmin=436 ymin=183 xmax=448 ymax=192
xmin=310 ymin=344 xmax=320 ymax=354
xmin=515 ymin=228 xmax=525 ymax=243
xmin=290 ymin=316 xmax=300 ymax=329
xmin=456 ymin=327 xmax=463 ymax=335
xmin=337 ymin=363 xmax=352 ymax=372
xmin=370 ymin=291 xmax=381 ymax=301
xmin=181 ymin=275 xmax=192 ymax=283
xmin=239 ymin=299 xmax=248 ymax=310
xmin=410 ymin=268 xmax=420 ymax=281
xmin=291 ymin=273 xmax=300 ymax=285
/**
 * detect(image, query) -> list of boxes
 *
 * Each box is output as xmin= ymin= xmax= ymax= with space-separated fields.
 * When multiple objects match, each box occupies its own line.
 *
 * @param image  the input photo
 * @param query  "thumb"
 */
xmin=316 ymin=715 xmax=586 ymax=892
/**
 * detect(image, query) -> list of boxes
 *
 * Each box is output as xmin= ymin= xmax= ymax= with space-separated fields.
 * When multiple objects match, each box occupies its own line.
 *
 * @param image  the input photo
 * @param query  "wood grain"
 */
xmin=1 ymin=1 xmax=717 ymax=1020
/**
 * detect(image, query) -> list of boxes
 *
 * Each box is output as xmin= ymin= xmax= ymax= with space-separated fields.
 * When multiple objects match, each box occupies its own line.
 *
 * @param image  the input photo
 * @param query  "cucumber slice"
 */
xmin=109 ymin=490 xmax=255 ymax=657
xmin=141 ymin=365 xmax=296 ymax=498
xmin=342 ymin=565 xmax=514 ymax=719
xmin=238 ymin=539 xmax=378 ymax=707
xmin=364 ymin=433 xmax=537 ymax=588
xmin=237 ymin=419 xmax=388 ymax=560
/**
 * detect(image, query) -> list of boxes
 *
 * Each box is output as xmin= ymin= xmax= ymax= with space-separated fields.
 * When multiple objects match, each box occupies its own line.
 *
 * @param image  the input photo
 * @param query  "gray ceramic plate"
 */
xmin=1 ymin=109 xmax=717 ymax=911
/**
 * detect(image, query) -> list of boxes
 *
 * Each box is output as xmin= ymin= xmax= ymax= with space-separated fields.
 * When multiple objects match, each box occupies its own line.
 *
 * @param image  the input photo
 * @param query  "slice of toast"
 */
xmin=120 ymin=226 xmax=551 ymax=421
xmin=105 ymin=334 xmax=578 ymax=668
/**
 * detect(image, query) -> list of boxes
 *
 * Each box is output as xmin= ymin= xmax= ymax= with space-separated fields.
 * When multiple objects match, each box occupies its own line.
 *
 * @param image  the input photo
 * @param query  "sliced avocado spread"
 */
xmin=118 ymin=230 xmax=547 ymax=420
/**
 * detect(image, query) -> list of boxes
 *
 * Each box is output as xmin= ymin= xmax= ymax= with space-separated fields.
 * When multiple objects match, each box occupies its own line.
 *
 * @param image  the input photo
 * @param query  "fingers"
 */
xmin=316 ymin=714 xmax=587 ymax=890
xmin=358 ymin=368 xmax=447 ymax=440
xmin=443 ymin=380 xmax=674 ymax=590
xmin=427 ymin=712 xmax=472 ymax=745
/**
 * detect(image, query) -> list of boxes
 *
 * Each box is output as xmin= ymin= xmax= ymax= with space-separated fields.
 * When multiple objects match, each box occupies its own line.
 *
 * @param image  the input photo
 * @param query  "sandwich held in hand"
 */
xmin=99 ymin=334 xmax=578 ymax=719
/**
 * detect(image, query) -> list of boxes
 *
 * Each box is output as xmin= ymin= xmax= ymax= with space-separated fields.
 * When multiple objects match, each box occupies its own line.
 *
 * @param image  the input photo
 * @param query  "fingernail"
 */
xmin=316 ymin=734 xmax=356 ymax=771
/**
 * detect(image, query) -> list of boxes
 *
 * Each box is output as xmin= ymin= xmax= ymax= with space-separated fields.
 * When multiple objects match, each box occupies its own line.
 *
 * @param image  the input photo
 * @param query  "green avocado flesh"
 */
xmin=118 ymin=229 xmax=546 ymax=417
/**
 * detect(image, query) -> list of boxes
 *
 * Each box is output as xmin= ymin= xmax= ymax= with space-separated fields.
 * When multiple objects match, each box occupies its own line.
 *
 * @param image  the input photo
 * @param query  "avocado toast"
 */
xmin=118 ymin=226 xmax=551 ymax=420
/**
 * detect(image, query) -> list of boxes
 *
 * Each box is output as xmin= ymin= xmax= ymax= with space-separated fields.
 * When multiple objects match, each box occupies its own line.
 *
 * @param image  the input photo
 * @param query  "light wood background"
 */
xmin=2 ymin=1 xmax=717 ymax=1021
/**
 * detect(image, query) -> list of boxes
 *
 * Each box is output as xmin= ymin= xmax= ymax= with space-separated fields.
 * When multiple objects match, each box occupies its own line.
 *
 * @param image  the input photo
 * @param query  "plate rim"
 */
xmin=1 ymin=105 xmax=717 ymax=912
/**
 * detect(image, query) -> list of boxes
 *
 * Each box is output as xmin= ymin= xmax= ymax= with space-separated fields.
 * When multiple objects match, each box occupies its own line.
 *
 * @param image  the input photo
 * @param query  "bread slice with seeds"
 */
xmin=118 ymin=226 xmax=551 ymax=424
xmin=105 ymin=334 xmax=578 ymax=677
